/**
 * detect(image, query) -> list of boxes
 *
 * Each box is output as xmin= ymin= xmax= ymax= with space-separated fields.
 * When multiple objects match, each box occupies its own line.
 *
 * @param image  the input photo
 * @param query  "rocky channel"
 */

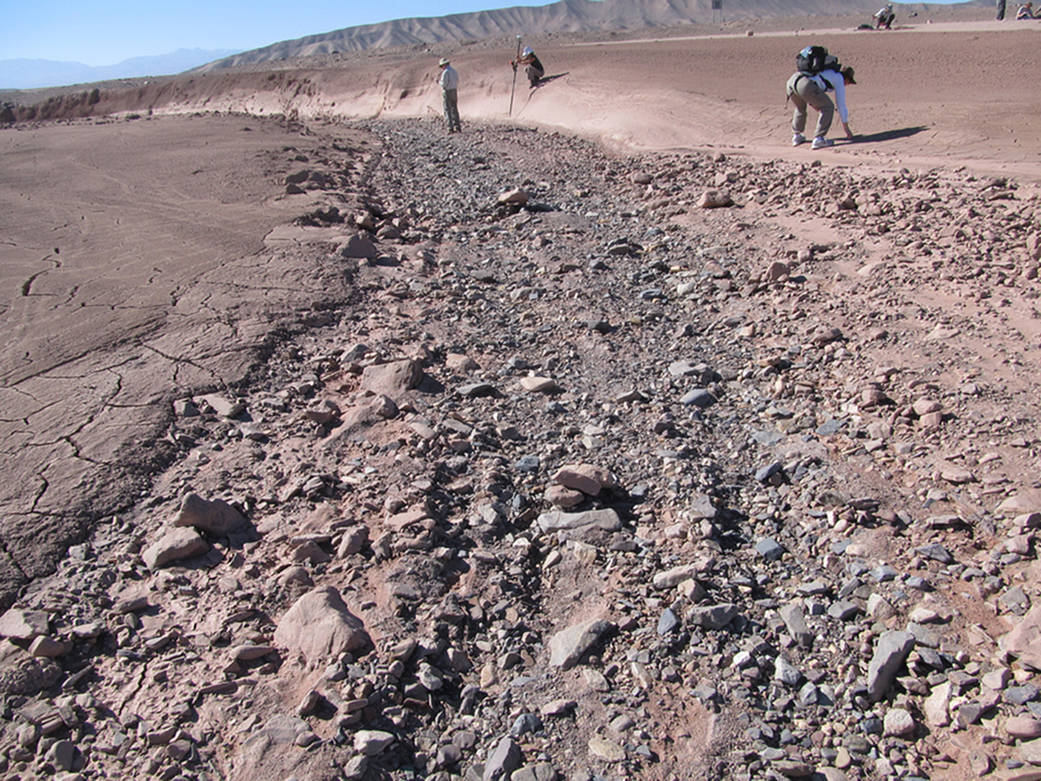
xmin=1 ymin=115 xmax=1040 ymax=781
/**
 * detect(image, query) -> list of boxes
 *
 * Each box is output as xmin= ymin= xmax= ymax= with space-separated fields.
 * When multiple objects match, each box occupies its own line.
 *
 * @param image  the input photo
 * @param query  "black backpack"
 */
xmin=796 ymin=45 xmax=834 ymax=75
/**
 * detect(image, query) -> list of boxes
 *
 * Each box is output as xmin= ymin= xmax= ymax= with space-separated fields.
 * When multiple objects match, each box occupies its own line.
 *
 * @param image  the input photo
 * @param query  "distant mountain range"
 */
xmin=0 ymin=49 xmax=239 ymax=90
xmin=201 ymin=0 xmax=984 ymax=71
xmin=2 ymin=0 xmax=987 ymax=90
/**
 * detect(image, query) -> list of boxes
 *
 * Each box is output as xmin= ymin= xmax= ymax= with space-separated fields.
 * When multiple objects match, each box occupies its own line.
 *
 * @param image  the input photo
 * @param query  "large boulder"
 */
xmin=141 ymin=527 xmax=209 ymax=569
xmin=360 ymin=359 xmax=422 ymax=398
xmin=173 ymin=493 xmax=248 ymax=536
xmin=342 ymin=232 xmax=378 ymax=259
xmin=274 ymin=587 xmax=370 ymax=664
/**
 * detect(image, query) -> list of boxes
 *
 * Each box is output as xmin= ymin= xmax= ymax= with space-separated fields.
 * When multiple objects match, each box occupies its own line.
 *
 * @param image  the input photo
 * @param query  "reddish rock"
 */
xmin=698 ymin=189 xmax=733 ymax=208
xmin=142 ymin=527 xmax=209 ymax=570
xmin=553 ymin=464 xmax=616 ymax=496
xmin=360 ymin=360 xmax=422 ymax=398
xmin=274 ymin=587 xmax=370 ymax=664
xmin=498 ymin=188 xmax=529 ymax=205
xmin=1004 ymin=604 xmax=1041 ymax=670
xmin=173 ymin=493 xmax=248 ymax=536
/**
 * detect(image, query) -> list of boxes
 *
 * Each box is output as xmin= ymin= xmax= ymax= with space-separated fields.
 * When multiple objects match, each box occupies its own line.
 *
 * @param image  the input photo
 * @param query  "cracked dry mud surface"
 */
xmin=0 ymin=115 xmax=378 ymax=606
xmin=0 ymin=112 xmax=1040 ymax=781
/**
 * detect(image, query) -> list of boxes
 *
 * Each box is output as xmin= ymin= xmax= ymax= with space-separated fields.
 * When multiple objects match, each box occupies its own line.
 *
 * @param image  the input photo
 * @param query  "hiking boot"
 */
xmin=792 ymin=133 xmax=806 ymax=146
xmin=811 ymin=136 xmax=834 ymax=150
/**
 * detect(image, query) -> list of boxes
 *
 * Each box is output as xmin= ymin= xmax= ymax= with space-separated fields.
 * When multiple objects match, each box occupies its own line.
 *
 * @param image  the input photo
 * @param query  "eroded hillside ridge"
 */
xmin=199 ymin=0 xmax=958 ymax=69
xmin=0 ymin=115 xmax=1040 ymax=781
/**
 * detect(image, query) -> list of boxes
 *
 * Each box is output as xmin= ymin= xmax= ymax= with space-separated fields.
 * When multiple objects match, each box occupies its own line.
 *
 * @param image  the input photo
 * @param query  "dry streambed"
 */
xmin=1 ymin=117 xmax=1040 ymax=781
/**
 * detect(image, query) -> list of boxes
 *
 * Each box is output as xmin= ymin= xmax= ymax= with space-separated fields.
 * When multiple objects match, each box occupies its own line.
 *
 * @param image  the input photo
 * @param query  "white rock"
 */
xmin=354 ymin=729 xmax=395 ymax=755
xmin=883 ymin=707 xmax=916 ymax=737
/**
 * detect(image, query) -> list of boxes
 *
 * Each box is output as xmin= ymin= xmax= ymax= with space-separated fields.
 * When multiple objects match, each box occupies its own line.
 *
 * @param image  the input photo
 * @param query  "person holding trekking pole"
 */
xmin=511 ymin=46 xmax=545 ymax=88
xmin=437 ymin=57 xmax=461 ymax=134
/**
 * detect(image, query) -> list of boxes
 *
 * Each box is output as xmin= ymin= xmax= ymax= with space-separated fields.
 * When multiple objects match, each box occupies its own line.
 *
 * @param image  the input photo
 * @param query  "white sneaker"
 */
xmin=812 ymin=136 xmax=834 ymax=150
xmin=792 ymin=133 xmax=806 ymax=146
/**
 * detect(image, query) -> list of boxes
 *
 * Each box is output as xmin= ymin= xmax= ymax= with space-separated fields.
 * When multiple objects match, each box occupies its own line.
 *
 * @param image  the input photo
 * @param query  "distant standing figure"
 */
xmin=997 ymin=0 xmax=1007 ymax=19
xmin=511 ymin=46 xmax=545 ymax=88
xmin=874 ymin=4 xmax=895 ymax=28
xmin=786 ymin=57 xmax=856 ymax=149
xmin=1016 ymin=2 xmax=1035 ymax=18
xmin=437 ymin=57 xmax=461 ymax=134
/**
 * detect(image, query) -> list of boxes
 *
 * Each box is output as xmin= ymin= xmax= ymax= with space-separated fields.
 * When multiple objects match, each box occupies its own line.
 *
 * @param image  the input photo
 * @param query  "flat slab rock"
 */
xmin=536 ymin=508 xmax=621 ymax=533
xmin=173 ymin=492 xmax=247 ymax=536
xmin=867 ymin=630 xmax=915 ymax=702
xmin=141 ymin=526 xmax=209 ymax=570
xmin=273 ymin=586 xmax=370 ymax=664
xmin=0 ymin=609 xmax=50 ymax=641
xmin=548 ymin=618 xmax=615 ymax=669
xmin=553 ymin=463 xmax=616 ymax=496
xmin=1003 ymin=603 xmax=1041 ymax=669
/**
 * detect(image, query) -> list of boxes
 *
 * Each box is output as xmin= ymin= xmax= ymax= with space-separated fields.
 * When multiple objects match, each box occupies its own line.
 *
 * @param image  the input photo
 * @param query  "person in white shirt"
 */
xmin=785 ymin=63 xmax=856 ymax=150
xmin=437 ymin=57 xmax=461 ymax=134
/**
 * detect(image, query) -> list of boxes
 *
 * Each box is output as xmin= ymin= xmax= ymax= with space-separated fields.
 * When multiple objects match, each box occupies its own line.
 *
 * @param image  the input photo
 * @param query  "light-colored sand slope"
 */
xmin=63 ymin=19 xmax=1041 ymax=181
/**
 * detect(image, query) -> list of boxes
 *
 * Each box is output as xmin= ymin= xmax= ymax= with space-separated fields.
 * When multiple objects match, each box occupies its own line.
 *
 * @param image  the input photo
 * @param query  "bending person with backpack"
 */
xmin=785 ymin=46 xmax=856 ymax=149
xmin=874 ymin=4 xmax=896 ymax=28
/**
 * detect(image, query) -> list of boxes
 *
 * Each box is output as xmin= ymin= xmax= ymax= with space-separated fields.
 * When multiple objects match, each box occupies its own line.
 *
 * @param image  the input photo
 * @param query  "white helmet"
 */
xmin=522 ymin=46 xmax=533 ymax=56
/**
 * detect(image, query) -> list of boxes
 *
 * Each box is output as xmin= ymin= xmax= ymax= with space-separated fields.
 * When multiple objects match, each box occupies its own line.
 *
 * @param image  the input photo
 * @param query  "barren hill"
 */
xmin=202 ymin=0 xmax=977 ymax=69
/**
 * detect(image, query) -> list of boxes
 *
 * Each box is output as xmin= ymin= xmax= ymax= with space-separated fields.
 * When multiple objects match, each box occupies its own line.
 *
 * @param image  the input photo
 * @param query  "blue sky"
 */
xmin=0 ymin=0 xmax=557 ymax=65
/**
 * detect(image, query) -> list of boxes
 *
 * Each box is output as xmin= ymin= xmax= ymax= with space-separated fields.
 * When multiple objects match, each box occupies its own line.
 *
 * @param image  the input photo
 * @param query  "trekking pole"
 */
xmin=508 ymin=35 xmax=522 ymax=116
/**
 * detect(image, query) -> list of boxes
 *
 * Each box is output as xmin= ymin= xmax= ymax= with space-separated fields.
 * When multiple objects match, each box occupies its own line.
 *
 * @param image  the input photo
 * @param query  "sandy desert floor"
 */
xmin=1 ymin=8 xmax=1041 ymax=781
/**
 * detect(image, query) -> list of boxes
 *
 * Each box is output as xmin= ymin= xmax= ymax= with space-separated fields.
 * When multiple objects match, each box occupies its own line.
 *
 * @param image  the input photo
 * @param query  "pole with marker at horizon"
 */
xmin=508 ymin=34 xmax=522 ymax=116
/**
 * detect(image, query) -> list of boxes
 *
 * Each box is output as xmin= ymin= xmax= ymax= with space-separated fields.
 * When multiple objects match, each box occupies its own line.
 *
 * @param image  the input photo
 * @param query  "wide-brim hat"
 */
xmin=842 ymin=66 xmax=857 ymax=84
xmin=438 ymin=57 xmax=450 ymax=66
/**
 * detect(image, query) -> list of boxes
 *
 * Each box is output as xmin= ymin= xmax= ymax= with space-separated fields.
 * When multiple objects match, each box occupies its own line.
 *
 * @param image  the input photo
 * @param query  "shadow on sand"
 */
xmin=846 ymin=126 xmax=928 ymax=144
xmin=533 ymin=72 xmax=569 ymax=88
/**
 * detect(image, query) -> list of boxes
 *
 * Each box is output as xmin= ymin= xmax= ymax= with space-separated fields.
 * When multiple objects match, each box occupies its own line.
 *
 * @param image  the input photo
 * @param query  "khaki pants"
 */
xmin=786 ymin=73 xmax=834 ymax=139
xmin=442 ymin=88 xmax=461 ymax=132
